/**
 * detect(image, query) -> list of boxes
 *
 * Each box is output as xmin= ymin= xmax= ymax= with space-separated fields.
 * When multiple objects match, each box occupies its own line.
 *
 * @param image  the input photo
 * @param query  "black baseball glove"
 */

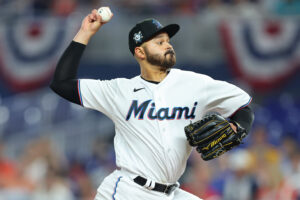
xmin=184 ymin=114 xmax=248 ymax=161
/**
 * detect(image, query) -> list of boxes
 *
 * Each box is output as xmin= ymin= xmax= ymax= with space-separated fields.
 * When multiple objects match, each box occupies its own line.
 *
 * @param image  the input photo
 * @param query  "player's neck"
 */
xmin=140 ymin=64 xmax=169 ymax=82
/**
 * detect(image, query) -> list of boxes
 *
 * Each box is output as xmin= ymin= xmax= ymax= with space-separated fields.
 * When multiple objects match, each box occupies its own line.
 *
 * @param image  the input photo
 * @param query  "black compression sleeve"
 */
xmin=229 ymin=106 xmax=254 ymax=133
xmin=50 ymin=41 xmax=86 ymax=105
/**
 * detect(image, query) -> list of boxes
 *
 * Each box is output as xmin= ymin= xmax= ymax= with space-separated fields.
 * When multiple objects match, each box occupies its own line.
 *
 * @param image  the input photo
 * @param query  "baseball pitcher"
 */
xmin=50 ymin=7 xmax=254 ymax=200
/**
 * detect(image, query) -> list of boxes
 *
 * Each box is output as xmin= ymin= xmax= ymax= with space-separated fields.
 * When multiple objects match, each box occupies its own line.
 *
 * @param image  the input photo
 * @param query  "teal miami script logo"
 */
xmin=126 ymin=100 xmax=197 ymax=120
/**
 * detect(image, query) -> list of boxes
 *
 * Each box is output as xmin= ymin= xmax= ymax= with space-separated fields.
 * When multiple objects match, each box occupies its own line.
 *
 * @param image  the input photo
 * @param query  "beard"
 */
xmin=144 ymin=47 xmax=176 ymax=70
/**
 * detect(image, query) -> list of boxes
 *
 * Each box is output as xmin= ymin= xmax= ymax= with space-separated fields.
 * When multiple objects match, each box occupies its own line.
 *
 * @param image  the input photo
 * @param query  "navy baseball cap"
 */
xmin=128 ymin=18 xmax=180 ymax=55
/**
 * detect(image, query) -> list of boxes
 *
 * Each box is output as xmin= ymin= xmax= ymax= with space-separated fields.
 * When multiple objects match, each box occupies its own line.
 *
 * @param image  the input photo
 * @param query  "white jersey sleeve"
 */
xmin=78 ymin=79 xmax=119 ymax=118
xmin=202 ymin=76 xmax=252 ymax=118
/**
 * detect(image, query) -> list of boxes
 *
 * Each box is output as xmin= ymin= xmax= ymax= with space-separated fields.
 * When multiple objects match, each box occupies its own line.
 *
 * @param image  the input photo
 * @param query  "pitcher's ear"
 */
xmin=134 ymin=47 xmax=146 ymax=60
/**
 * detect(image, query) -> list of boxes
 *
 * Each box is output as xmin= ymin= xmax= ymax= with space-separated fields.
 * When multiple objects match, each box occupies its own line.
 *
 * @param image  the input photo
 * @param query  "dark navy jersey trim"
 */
xmin=112 ymin=176 xmax=122 ymax=200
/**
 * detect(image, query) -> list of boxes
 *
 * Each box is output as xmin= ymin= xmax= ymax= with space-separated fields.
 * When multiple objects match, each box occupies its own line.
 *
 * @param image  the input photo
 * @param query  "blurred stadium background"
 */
xmin=0 ymin=0 xmax=300 ymax=199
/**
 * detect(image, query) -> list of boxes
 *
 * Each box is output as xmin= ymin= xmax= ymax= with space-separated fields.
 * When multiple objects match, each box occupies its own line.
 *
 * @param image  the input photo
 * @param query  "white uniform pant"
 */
xmin=94 ymin=169 xmax=202 ymax=200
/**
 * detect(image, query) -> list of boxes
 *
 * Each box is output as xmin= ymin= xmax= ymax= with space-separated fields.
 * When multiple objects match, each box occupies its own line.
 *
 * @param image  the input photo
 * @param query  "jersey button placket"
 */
xmin=157 ymin=97 xmax=171 ymax=150
xmin=155 ymin=87 xmax=175 ymax=180
xmin=153 ymin=92 xmax=169 ymax=149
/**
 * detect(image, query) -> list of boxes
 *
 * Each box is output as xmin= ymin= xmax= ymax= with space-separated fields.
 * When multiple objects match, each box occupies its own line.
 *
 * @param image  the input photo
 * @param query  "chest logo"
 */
xmin=126 ymin=100 xmax=197 ymax=121
xmin=133 ymin=87 xmax=145 ymax=92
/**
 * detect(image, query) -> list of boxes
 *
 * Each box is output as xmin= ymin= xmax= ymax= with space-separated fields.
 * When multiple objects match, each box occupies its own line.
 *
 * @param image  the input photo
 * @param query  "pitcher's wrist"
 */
xmin=73 ymin=29 xmax=94 ymax=45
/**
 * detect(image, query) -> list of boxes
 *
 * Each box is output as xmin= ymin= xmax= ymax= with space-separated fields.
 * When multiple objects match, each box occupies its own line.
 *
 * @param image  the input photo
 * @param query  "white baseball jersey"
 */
xmin=78 ymin=68 xmax=251 ymax=184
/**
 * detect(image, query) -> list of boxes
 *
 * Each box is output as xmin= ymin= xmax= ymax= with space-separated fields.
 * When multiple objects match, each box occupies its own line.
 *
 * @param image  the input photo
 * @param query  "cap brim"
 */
xmin=146 ymin=24 xmax=180 ymax=42
xmin=160 ymin=24 xmax=180 ymax=38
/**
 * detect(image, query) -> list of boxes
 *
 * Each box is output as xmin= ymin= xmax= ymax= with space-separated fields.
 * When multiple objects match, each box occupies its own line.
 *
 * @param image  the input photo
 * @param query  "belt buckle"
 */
xmin=164 ymin=184 xmax=177 ymax=195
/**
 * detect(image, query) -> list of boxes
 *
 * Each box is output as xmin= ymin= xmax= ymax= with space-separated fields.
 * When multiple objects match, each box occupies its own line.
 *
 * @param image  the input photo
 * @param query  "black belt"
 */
xmin=133 ymin=176 xmax=178 ymax=195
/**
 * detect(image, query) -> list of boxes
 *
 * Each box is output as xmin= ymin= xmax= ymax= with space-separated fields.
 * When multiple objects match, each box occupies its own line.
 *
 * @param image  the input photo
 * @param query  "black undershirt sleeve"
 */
xmin=50 ymin=41 xmax=86 ymax=105
xmin=229 ymin=106 xmax=254 ymax=133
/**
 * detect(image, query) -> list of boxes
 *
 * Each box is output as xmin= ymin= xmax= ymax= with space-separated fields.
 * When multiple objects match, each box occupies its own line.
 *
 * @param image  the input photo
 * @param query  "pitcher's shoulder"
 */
xmin=109 ymin=76 xmax=142 ymax=91
xmin=110 ymin=75 xmax=139 ymax=83
xmin=172 ymin=68 xmax=213 ymax=80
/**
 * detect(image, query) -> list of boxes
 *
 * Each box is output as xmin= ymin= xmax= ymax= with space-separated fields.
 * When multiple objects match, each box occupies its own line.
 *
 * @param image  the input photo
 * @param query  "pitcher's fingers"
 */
xmin=91 ymin=12 xmax=98 ymax=21
xmin=87 ymin=15 xmax=91 ymax=22
xmin=95 ymin=13 xmax=101 ymax=22
xmin=92 ymin=9 xmax=98 ymax=15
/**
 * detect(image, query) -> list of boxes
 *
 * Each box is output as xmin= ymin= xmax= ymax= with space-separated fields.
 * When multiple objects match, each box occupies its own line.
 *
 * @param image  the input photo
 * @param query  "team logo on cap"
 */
xmin=133 ymin=31 xmax=143 ymax=44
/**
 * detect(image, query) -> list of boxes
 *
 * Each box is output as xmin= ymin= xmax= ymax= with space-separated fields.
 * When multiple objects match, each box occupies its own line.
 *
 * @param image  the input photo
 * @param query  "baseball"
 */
xmin=97 ymin=7 xmax=112 ymax=22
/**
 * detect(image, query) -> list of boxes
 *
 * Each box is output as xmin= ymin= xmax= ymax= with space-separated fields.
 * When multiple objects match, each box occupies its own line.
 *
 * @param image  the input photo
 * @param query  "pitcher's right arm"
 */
xmin=50 ymin=8 xmax=113 ymax=105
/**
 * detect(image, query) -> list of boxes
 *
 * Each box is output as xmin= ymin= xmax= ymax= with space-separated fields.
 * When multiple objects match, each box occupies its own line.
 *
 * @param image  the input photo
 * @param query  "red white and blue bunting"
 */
xmin=220 ymin=18 xmax=300 ymax=91
xmin=0 ymin=15 xmax=76 ymax=92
